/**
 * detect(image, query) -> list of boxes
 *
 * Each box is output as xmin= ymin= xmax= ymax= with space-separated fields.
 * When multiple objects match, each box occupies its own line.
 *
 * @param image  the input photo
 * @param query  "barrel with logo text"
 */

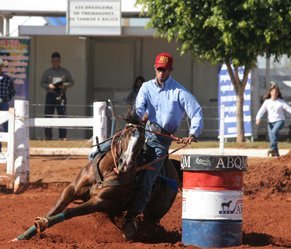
xmin=181 ymin=155 xmax=247 ymax=248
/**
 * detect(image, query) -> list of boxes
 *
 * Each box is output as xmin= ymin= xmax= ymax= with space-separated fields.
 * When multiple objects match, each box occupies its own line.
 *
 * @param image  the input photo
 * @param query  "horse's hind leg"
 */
xmin=46 ymin=162 xmax=95 ymax=217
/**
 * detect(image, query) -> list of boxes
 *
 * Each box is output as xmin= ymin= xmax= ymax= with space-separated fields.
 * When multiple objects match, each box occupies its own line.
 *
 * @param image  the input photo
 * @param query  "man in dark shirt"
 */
xmin=40 ymin=52 xmax=74 ymax=140
xmin=0 ymin=58 xmax=16 ymax=153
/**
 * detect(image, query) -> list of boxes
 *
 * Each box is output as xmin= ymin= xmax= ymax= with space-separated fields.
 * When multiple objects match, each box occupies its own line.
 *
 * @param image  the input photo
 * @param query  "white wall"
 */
xmin=28 ymin=35 xmax=218 ymax=139
xmin=29 ymin=36 xmax=88 ymax=139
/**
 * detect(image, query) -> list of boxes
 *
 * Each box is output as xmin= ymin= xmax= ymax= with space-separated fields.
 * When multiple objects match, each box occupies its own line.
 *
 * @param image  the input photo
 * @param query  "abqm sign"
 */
xmin=218 ymin=64 xmax=252 ymax=138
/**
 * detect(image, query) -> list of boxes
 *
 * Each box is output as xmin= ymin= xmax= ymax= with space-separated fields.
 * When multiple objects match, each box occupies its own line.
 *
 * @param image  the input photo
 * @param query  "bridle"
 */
xmin=110 ymin=123 xmax=187 ymax=174
xmin=110 ymin=123 xmax=144 ymax=174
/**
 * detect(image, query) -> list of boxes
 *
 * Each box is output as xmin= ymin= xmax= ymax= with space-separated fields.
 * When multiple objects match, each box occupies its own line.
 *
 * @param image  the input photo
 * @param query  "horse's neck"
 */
xmin=98 ymin=151 xmax=116 ymax=176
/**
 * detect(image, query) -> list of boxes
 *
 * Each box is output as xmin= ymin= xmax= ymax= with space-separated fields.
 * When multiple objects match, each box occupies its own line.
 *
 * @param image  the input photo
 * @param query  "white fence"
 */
xmin=0 ymin=100 xmax=28 ymax=193
xmin=0 ymin=108 xmax=15 ymax=190
xmin=0 ymin=100 xmax=107 ymax=193
xmin=1 ymin=99 xmax=290 ymax=192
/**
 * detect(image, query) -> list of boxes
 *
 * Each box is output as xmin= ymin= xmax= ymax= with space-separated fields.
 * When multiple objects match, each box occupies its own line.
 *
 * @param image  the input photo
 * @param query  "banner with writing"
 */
xmin=218 ymin=64 xmax=252 ymax=138
xmin=0 ymin=38 xmax=30 ymax=102
xmin=67 ymin=0 xmax=121 ymax=35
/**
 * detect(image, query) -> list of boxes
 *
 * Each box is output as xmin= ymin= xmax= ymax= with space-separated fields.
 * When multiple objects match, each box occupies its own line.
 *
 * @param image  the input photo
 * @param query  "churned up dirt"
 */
xmin=0 ymin=152 xmax=290 ymax=249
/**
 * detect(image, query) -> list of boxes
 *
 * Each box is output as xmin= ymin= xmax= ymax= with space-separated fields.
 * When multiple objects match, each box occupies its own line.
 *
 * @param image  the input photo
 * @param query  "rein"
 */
xmin=129 ymin=124 xmax=188 ymax=172
xmin=110 ymin=130 xmax=124 ymax=174
xmin=136 ymin=143 xmax=187 ymax=172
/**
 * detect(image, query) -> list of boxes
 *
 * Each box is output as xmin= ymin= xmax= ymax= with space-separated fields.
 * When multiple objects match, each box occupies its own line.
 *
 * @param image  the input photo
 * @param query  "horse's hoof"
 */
xmin=35 ymin=217 xmax=49 ymax=233
xmin=10 ymin=238 xmax=19 ymax=242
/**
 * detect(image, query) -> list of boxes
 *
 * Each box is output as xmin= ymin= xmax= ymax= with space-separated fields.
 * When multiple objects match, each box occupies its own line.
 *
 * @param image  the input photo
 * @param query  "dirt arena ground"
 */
xmin=0 ymin=152 xmax=290 ymax=249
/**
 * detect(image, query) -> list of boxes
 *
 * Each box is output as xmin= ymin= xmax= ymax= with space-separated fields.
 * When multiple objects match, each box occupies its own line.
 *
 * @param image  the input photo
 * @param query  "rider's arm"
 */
xmin=135 ymin=84 xmax=147 ymax=119
xmin=179 ymin=89 xmax=204 ymax=138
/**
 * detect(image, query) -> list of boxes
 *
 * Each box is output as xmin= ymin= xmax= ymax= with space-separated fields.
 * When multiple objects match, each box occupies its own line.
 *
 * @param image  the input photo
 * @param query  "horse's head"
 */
xmin=112 ymin=124 xmax=145 ymax=174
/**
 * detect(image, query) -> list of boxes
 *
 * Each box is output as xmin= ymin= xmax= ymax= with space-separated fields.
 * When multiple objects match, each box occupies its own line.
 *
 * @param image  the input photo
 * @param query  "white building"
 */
xmin=1 ymin=0 xmax=290 ymax=140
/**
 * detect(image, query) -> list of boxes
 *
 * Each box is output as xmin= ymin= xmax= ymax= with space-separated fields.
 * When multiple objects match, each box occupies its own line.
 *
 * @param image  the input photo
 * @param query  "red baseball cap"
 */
xmin=155 ymin=52 xmax=173 ymax=70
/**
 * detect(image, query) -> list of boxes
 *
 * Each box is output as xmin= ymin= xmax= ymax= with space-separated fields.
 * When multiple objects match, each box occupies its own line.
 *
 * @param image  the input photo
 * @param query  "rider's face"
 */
xmin=155 ymin=67 xmax=172 ymax=84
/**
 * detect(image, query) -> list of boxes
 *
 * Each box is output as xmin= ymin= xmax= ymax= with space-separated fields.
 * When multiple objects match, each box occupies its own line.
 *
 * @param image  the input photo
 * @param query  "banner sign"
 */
xmin=0 ymin=38 xmax=30 ymax=102
xmin=218 ymin=64 xmax=252 ymax=138
xmin=67 ymin=0 xmax=121 ymax=35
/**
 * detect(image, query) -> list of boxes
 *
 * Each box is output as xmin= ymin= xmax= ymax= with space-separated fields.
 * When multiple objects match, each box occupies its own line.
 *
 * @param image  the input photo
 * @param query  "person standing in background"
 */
xmin=125 ymin=76 xmax=145 ymax=119
xmin=0 ymin=58 xmax=15 ymax=155
xmin=40 ymin=52 xmax=74 ymax=141
xmin=125 ymin=76 xmax=145 ymax=107
xmin=256 ymin=83 xmax=291 ymax=157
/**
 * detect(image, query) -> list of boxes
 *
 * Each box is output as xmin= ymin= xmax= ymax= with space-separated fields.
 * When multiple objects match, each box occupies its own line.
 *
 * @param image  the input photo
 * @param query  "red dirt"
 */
xmin=0 ymin=152 xmax=290 ymax=249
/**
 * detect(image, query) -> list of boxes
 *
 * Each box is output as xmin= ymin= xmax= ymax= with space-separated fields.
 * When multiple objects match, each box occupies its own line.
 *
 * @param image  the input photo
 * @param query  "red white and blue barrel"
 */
xmin=180 ymin=155 xmax=247 ymax=248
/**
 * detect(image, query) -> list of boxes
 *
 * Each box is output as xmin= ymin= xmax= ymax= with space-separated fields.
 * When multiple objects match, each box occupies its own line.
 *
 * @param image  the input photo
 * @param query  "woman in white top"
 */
xmin=256 ymin=84 xmax=291 ymax=157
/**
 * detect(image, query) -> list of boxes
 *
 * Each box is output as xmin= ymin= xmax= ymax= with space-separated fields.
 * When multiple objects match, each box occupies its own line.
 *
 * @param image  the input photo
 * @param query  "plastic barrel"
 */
xmin=181 ymin=155 xmax=247 ymax=248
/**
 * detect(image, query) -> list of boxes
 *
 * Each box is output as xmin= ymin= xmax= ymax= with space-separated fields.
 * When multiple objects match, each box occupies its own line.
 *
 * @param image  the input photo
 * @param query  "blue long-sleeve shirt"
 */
xmin=135 ymin=76 xmax=203 ymax=138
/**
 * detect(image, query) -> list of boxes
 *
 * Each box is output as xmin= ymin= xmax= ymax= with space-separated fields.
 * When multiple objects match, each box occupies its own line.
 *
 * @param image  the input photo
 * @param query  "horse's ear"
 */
xmin=123 ymin=107 xmax=142 ymax=125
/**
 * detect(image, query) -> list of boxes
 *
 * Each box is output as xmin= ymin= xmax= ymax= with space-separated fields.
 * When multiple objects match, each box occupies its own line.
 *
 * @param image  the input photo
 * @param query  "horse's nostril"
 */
xmin=119 ymin=158 xmax=123 ymax=164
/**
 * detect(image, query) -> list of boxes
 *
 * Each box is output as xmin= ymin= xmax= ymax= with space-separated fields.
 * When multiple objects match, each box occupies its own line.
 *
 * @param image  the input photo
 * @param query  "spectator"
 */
xmin=124 ymin=76 xmax=145 ymax=119
xmin=0 ymin=58 xmax=15 ymax=155
xmin=122 ymin=52 xmax=204 ymax=239
xmin=125 ymin=76 xmax=145 ymax=106
xmin=40 ymin=52 xmax=74 ymax=141
xmin=256 ymin=83 xmax=291 ymax=157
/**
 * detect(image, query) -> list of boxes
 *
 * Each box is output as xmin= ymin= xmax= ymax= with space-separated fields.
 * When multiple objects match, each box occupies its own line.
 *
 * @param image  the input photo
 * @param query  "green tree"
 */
xmin=136 ymin=0 xmax=291 ymax=142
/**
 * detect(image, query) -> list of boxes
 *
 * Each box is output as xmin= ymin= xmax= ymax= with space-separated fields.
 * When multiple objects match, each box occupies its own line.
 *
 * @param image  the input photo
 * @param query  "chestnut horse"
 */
xmin=13 ymin=123 xmax=180 ymax=241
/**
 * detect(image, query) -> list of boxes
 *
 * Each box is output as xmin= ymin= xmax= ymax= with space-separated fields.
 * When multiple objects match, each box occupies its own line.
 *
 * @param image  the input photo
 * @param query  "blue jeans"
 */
xmin=268 ymin=120 xmax=285 ymax=152
xmin=0 ymin=102 xmax=9 ymax=152
xmin=89 ymin=140 xmax=112 ymax=160
xmin=131 ymin=129 xmax=172 ymax=214
xmin=44 ymin=92 xmax=67 ymax=139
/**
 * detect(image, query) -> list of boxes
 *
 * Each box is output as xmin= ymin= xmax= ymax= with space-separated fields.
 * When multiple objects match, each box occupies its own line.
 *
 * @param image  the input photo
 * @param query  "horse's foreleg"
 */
xmin=12 ymin=163 xmax=96 ymax=242
xmin=13 ymin=189 xmax=103 ymax=242
xmin=46 ymin=163 xmax=95 ymax=217
xmin=36 ymin=196 xmax=109 ymax=232
xmin=12 ymin=226 xmax=37 ymax=241
xmin=46 ymin=184 xmax=76 ymax=217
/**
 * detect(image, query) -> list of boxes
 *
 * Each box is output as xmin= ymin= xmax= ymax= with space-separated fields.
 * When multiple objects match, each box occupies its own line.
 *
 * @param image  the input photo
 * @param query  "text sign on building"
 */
xmin=67 ymin=0 xmax=121 ymax=35
xmin=218 ymin=64 xmax=252 ymax=138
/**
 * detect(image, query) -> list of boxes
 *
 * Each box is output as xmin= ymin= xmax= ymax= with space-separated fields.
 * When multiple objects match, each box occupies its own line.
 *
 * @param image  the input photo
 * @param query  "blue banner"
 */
xmin=218 ymin=64 xmax=252 ymax=138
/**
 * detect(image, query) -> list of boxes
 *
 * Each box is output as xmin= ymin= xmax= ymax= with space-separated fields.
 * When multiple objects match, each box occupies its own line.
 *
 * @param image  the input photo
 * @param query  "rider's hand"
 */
xmin=48 ymin=83 xmax=56 ymax=89
xmin=141 ymin=113 xmax=148 ymax=124
xmin=178 ymin=134 xmax=197 ymax=144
